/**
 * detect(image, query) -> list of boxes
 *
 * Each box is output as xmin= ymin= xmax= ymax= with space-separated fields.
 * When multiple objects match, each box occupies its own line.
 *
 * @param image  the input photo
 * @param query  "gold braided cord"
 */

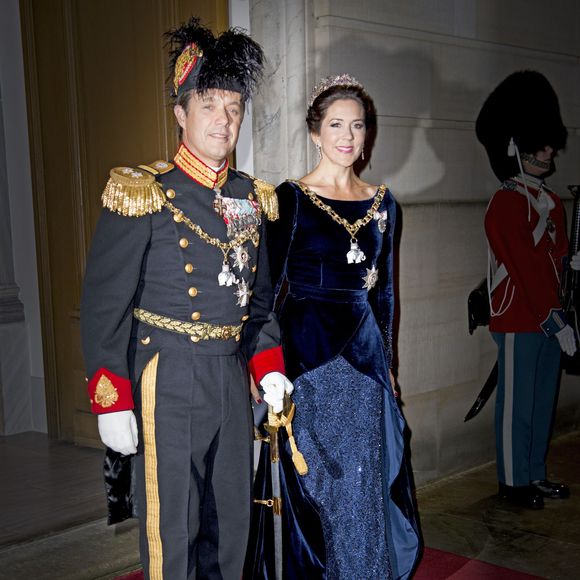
xmin=134 ymin=308 xmax=243 ymax=340
xmin=266 ymin=397 xmax=308 ymax=476
xmin=174 ymin=144 xmax=228 ymax=189
xmin=141 ymin=352 xmax=163 ymax=580
xmin=292 ymin=181 xmax=386 ymax=239
xmin=163 ymin=199 xmax=260 ymax=259
xmin=253 ymin=178 xmax=279 ymax=221
xmin=102 ymin=168 xmax=165 ymax=217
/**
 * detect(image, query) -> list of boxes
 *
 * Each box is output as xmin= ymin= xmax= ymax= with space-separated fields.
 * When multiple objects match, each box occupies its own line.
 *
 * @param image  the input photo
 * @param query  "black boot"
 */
xmin=498 ymin=483 xmax=544 ymax=509
xmin=531 ymin=479 xmax=570 ymax=499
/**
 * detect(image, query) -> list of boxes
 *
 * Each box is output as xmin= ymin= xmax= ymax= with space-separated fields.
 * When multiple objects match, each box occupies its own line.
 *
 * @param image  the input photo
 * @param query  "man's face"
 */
xmin=523 ymin=145 xmax=554 ymax=177
xmin=174 ymin=89 xmax=244 ymax=167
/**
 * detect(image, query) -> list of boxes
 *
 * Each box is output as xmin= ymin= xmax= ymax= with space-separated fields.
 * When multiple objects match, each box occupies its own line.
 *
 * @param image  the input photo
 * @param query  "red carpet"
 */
xmin=413 ymin=547 xmax=545 ymax=579
xmin=115 ymin=547 xmax=545 ymax=579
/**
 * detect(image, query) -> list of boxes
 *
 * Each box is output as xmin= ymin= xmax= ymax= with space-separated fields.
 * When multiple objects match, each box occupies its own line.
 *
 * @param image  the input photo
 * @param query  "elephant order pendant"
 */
xmin=346 ymin=241 xmax=366 ymax=264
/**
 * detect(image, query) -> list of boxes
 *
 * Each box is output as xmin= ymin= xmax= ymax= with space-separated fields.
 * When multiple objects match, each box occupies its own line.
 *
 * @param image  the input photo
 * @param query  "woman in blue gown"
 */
xmin=267 ymin=75 xmax=421 ymax=579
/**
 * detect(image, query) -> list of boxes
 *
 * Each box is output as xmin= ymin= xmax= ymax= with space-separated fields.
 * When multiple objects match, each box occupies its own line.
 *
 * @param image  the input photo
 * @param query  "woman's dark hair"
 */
xmin=306 ymin=85 xmax=376 ymax=134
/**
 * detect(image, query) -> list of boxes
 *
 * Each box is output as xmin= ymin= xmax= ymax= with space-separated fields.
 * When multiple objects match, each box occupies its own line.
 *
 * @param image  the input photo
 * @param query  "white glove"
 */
xmin=570 ymin=251 xmax=580 ymax=271
xmin=556 ymin=324 xmax=577 ymax=357
xmin=260 ymin=371 xmax=294 ymax=413
xmin=98 ymin=410 xmax=139 ymax=455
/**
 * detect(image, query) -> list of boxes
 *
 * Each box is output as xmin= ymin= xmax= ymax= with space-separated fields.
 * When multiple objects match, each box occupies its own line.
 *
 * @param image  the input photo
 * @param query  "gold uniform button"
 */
xmin=190 ymin=335 xmax=200 ymax=343
xmin=241 ymin=314 xmax=249 ymax=321
xmin=235 ymin=333 xmax=241 ymax=342
xmin=140 ymin=336 xmax=151 ymax=345
xmin=173 ymin=212 xmax=183 ymax=223
xmin=184 ymin=263 xmax=194 ymax=273
xmin=251 ymin=265 xmax=257 ymax=273
xmin=191 ymin=311 xmax=201 ymax=321
xmin=166 ymin=189 xmax=176 ymax=199
xmin=188 ymin=287 xmax=198 ymax=297
xmin=179 ymin=238 xmax=189 ymax=248
xmin=248 ymin=192 xmax=254 ymax=201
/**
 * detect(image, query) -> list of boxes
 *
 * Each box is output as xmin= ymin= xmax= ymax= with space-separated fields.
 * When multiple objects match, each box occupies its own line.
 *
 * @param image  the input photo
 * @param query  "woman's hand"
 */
xmin=389 ymin=369 xmax=399 ymax=398
xmin=250 ymin=375 xmax=262 ymax=404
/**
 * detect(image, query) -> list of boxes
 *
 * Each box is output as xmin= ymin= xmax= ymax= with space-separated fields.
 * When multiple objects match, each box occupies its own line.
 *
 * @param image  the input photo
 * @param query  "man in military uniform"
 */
xmin=476 ymin=70 xmax=579 ymax=510
xmin=81 ymin=18 xmax=292 ymax=579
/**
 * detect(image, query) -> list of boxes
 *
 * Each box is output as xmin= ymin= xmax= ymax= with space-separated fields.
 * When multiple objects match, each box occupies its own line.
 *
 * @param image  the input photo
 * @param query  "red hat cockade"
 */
xmin=166 ymin=16 xmax=264 ymax=102
xmin=173 ymin=43 xmax=203 ymax=95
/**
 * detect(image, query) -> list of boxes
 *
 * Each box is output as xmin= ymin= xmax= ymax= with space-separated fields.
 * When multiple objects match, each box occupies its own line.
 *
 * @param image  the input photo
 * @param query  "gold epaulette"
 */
xmin=253 ymin=178 xmax=279 ymax=221
xmin=101 ymin=162 xmax=173 ymax=217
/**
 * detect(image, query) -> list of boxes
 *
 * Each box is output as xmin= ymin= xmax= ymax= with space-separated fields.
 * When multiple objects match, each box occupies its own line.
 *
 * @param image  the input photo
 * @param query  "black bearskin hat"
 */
xmin=165 ymin=17 xmax=264 ymax=103
xmin=476 ymin=70 xmax=567 ymax=181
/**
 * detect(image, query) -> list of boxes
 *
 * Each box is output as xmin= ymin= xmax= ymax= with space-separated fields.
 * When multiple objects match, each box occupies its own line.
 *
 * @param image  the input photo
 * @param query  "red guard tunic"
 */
xmin=485 ymin=174 xmax=568 ymax=336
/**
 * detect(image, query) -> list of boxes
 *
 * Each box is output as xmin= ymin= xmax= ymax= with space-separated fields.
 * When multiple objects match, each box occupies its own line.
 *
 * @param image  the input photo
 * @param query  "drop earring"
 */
xmin=316 ymin=143 xmax=322 ymax=161
xmin=361 ymin=147 xmax=365 ymax=161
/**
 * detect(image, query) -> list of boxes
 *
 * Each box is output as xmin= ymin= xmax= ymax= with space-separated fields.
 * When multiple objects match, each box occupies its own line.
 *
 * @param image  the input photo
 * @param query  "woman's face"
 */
xmin=314 ymin=98 xmax=366 ymax=167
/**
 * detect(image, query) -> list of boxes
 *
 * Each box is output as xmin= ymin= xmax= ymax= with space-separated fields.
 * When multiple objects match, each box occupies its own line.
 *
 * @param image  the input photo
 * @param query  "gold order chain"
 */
xmin=164 ymin=199 xmax=260 ymax=261
xmin=292 ymin=181 xmax=386 ymax=240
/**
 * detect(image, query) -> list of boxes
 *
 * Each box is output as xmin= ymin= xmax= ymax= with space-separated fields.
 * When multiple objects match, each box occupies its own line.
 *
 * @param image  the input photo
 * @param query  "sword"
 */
xmin=264 ymin=407 xmax=284 ymax=580
xmin=464 ymin=362 xmax=498 ymax=422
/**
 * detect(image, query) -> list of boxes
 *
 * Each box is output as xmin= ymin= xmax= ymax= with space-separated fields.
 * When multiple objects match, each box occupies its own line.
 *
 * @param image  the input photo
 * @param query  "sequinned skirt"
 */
xmin=292 ymin=355 xmax=391 ymax=579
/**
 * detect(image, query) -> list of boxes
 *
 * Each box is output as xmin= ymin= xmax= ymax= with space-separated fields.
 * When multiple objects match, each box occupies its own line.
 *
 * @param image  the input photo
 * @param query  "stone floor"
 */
xmin=416 ymin=430 xmax=580 ymax=580
xmin=0 ymin=430 xmax=578 ymax=579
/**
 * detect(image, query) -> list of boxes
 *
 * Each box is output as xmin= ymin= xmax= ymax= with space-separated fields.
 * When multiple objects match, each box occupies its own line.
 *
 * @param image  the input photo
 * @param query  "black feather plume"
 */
xmin=164 ymin=17 xmax=215 ymax=96
xmin=196 ymin=27 xmax=264 ymax=102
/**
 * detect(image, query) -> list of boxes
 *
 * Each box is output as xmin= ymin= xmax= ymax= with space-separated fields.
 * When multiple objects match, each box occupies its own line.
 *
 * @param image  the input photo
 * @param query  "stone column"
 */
xmin=250 ymin=0 xmax=314 ymax=184
xmin=0 ymin=82 xmax=32 ymax=435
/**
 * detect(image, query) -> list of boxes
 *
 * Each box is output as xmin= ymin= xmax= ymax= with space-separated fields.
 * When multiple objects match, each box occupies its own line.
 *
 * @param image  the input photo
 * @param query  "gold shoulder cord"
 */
xmin=102 ymin=165 xmax=172 ymax=217
xmin=253 ymin=178 xmax=279 ymax=221
xmin=291 ymin=180 xmax=386 ymax=241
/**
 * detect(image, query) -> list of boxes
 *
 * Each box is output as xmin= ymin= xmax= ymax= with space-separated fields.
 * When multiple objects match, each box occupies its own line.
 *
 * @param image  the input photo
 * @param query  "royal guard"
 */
xmin=81 ymin=17 xmax=293 ymax=579
xmin=476 ymin=70 xmax=580 ymax=509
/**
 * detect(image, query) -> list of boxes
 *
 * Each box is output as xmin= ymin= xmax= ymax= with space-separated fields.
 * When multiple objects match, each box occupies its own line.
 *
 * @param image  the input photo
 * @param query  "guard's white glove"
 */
xmin=98 ymin=410 xmax=139 ymax=456
xmin=556 ymin=324 xmax=577 ymax=357
xmin=260 ymin=371 xmax=294 ymax=413
xmin=570 ymin=251 xmax=580 ymax=271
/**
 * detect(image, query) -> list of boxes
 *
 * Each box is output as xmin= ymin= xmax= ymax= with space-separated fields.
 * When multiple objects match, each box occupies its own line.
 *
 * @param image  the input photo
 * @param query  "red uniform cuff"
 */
xmin=87 ymin=368 xmax=134 ymax=414
xmin=249 ymin=346 xmax=286 ymax=385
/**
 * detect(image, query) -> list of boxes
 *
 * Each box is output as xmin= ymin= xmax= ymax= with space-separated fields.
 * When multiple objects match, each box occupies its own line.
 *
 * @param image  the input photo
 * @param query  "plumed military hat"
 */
xmin=166 ymin=16 xmax=264 ymax=102
xmin=475 ymin=70 xmax=567 ymax=181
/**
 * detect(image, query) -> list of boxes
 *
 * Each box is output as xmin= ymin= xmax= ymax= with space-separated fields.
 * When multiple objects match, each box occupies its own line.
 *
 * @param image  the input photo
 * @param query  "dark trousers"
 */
xmin=133 ymin=348 xmax=253 ymax=580
xmin=493 ymin=332 xmax=561 ymax=486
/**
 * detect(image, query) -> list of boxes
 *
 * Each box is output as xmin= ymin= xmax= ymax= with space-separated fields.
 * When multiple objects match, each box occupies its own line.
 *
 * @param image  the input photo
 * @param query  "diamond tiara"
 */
xmin=308 ymin=74 xmax=363 ymax=108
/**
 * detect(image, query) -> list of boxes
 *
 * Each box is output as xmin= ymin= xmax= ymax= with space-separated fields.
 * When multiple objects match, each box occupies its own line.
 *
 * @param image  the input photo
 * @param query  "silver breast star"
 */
xmin=235 ymin=279 xmax=253 ymax=307
xmin=362 ymin=265 xmax=379 ymax=290
xmin=233 ymin=245 xmax=250 ymax=271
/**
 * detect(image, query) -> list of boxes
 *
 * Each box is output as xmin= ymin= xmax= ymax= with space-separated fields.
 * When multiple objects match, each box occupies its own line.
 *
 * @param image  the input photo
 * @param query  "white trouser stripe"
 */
xmin=503 ymin=333 xmax=515 ymax=486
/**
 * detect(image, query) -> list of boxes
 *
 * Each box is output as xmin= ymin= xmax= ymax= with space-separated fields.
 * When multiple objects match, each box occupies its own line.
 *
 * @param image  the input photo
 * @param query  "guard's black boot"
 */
xmin=531 ymin=479 xmax=570 ymax=499
xmin=498 ymin=483 xmax=544 ymax=509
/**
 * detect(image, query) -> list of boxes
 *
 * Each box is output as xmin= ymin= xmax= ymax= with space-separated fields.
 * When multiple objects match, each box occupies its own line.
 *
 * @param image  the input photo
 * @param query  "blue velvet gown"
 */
xmin=267 ymin=180 xmax=421 ymax=579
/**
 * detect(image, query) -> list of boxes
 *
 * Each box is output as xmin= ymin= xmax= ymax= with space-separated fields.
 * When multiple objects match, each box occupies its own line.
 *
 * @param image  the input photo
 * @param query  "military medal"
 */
xmin=235 ymin=279 xmax=252 ymax=307
xmin=374 ymin=210 xmax=388 ymax=233
xmin=233 ymin=245 xmax=250 ymax=271
xmin=213 ymin=188 xmax=225 ymax=216
xmin=362 ymin=265 xmax=379 ymax=290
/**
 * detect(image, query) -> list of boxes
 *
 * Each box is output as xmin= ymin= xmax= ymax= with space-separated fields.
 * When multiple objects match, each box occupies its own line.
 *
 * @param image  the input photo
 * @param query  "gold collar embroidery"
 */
xmin=174 ymin=143 xmax=229 ymax=189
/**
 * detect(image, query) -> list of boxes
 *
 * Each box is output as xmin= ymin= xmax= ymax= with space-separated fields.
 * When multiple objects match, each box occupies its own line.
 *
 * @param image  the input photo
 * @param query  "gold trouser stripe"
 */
xmin=142 ymin=352 xmax=163 ymax=579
